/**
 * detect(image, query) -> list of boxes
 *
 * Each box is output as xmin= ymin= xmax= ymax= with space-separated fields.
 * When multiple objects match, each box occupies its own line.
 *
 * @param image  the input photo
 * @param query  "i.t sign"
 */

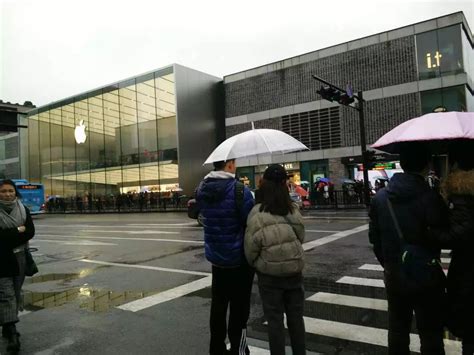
xmin=426 ymin=51 xmax=442 ymax=69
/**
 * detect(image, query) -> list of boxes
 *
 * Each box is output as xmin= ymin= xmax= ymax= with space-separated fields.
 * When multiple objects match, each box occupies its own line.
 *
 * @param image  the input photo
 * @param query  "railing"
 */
xmin=44 ymin=195 xmax=191 ymax=214
xmin=303 ymin=190 xmax=368 ymax=210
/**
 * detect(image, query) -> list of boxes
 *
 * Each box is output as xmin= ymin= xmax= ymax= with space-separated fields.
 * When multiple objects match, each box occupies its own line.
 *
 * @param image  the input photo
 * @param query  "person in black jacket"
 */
xmin=429 ymin=141 xmax=474 ymax=355
xmin=369 ymin=143 xmax=449 ymax=355
xmin=0 ymin=179 xmax=35 ymax=353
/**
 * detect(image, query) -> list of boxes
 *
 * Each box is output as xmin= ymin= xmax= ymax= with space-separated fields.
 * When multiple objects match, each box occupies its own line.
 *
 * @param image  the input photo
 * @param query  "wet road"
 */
xmin=4 ymin=211 xmax=459 ymax=354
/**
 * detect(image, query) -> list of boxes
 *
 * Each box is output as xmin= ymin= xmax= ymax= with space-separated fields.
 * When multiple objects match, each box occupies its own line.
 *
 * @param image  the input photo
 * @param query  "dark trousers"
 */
xmin=385 ymin=273 xmax=446 ymax=355
xmin=209 ymin=264 xmax=255 ymax=355
xmin=258 ymin=274 xmax=306 ymax=355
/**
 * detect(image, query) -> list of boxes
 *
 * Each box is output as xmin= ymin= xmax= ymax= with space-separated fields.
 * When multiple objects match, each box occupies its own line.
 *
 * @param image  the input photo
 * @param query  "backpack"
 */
xmin=386 ymin=198 xmax=445 ymax=292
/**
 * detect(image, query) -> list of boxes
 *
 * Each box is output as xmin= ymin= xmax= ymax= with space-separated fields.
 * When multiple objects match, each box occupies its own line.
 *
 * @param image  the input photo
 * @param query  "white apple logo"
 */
xmin=74 ymin=120 xmax=87 ymax=144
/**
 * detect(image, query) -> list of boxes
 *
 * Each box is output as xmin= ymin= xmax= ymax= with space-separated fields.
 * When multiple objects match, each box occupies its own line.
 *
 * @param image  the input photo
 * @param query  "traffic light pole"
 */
xmin=357 ymin=91 xmax=371 ymax=207
xmin=312 ymin=75 xmax=371 ymax=207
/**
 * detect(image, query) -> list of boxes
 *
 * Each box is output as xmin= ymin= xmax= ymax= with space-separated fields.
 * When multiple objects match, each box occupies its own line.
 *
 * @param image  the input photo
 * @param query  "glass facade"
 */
xmin=416 ymin=25 xmax=464 ymax=80
xmin=420 ymin=85 xmax=467 ymax=114
xmin=25 ymin=69 xmax=178 ymax=202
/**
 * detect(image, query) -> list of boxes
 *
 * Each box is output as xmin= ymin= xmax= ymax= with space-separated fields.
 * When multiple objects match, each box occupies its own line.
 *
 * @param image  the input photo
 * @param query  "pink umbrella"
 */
xmin=372 ymin=112 xmax=474 ymax=153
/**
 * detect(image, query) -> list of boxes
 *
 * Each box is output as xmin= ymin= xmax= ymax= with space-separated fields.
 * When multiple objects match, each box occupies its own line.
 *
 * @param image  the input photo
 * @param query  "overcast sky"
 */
xmin=0 ymin=0 xmax=472 ymax=107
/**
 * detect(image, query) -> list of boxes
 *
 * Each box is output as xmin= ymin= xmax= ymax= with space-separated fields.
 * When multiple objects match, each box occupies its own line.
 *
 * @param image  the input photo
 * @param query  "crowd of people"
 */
xmin=45 ymin=190 xmax=187 ymax=213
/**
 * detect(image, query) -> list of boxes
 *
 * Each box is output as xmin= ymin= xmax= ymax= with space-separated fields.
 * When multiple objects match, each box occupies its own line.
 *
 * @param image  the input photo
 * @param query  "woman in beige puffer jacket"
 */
xmin=245 ymin=164 xmax=306 ymax=355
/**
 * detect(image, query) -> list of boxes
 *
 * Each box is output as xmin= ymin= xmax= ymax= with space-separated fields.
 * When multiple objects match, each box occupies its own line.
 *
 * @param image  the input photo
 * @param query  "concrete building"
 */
xmin=224 ymin=12 xmax=473 ymax=188
xmin=0 ymin=100 xmax=35 ymax=179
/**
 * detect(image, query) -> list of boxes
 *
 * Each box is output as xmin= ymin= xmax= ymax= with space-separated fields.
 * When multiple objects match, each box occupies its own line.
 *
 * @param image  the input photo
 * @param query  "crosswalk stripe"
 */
xmin=302 ymin=317 xmax=461 ymax=354
xmin=360 ymin=263 xmax=449 ymax=275
xmin=307 ymin=292 xmax=388 ymax=311
xmin=117 ymin=276 xmax=212 ymax=312
xmin=336 ymin=276 xmax=385 ymax=288
xmin=303 ymin=224 xmax=369 ymax=251
xmin=359 ymin=264 xmax=384 ymax=271
xmin=441 ymin=258 xmax=451 ymax=263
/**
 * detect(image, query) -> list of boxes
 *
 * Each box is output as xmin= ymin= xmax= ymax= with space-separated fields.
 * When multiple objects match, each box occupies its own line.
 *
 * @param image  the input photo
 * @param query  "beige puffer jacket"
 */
xmin=245 ymin=203 xmax=305 ymax=276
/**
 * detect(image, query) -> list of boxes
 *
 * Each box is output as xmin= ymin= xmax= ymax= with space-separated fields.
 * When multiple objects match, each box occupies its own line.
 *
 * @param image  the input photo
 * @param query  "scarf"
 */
xmin=0 ymin=198 xmax=27 ymax=230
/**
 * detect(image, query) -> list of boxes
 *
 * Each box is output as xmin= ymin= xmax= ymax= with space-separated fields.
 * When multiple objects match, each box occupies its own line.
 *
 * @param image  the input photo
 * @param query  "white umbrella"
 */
xmin=204 ymin=123 xmax=309 ymax=164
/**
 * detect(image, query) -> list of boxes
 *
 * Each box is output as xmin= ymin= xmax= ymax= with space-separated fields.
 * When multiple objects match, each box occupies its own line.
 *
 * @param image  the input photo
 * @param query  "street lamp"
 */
xmin=312 ymin=75 xmax=371 ymax=207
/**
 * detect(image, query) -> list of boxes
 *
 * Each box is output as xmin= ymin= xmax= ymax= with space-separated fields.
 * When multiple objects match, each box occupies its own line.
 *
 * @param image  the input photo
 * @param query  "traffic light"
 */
xmin=317 ymin=86 xmax=354 ymax=106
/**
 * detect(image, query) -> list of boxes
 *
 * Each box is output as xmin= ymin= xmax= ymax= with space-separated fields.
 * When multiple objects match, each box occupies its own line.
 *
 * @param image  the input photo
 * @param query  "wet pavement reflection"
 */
xmin=23 ymin=273 xmax=157 ymax=312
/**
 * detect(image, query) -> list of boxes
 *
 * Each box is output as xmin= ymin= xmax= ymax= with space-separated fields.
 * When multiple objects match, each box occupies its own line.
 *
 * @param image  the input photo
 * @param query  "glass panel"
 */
xmin=62 ymin=104 xmax=77 ymax=198
xmin=88 ymin=95 xmax=106 ymax=199
xmin=28 ymin=116 xmax=41 ymax=183
xmin=420 ymin=85 xmax=466 ymax=114
xmin=437 ymin=25 xmax=463 ymax=76
xmin=416 ymin=30 xmax=440 ymax=80
xmin=74 ymin=99 xmax=91 ymax=203
xmin=50 ymin=108 xmax=64 ymax=197
xmin=39 ymin=111 xmax=52 ymax=195
xmin=137 ymin=79 xmax=159 ymax=193
xmin=19 ymin=115 xmax=29 ymax=178
xmin=155 ymin=72 xmax=178 ymax=195
xmin=417 ymin=25 xmax=464 ymax=80
xmin=462 ymin=30 xmax=474 ymax=82
xmin=119 ymin=81 xmax=140 ymax=193
xmin=103 ymin=90 xmax=122 ymax=196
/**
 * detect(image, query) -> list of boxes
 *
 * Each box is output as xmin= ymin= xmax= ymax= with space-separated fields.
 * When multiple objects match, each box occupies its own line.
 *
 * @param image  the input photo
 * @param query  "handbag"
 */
xmin=386 ymin=198 xmax=445 ymax=291
xmin=24 ymin=247 xmax=39 ymax=277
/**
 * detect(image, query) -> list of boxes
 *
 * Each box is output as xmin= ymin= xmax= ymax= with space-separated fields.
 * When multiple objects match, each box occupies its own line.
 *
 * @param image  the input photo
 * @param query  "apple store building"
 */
xmin=21 ymin=64 xmax=223 ymax=210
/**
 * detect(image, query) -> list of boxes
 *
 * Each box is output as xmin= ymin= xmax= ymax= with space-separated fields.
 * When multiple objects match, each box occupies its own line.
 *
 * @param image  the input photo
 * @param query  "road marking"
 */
xmin=79 ymin=230 xmax=180 ymax=234
xmin=303 ymin=224 xmax=369 ymax=251
xmin=336 ymin=276 xmax=385 ymax=288
xmin=79 ymin=259 xmax=210 ymax=276
xmin=117 ymin=276 xmax=212 ymax=312
xmin=247 ymin=346 xmax=269 ymax=355
xmin=32 ymin=239 xmax=117 ymax=246
xmin=36 ymin=234 xmax=203 ymax=244
xmin=302 ymin=216 xmax=369 ymax=220
xmin=360 ymin=263 xmax=448 ymax=275
xmin=127 ymin=223 xmax=197 ymax=226
xmin=19 ymin=310 xmax=31 ymax=317
xmin=441 ymin=258 xmax=450 ymax=263
xmin=306 ymin=229 xmax=343 ymax=233
xmin=307 ymin=292 xmax=388 ymax=311
xmin=359 ymin=264 xmax=384 ymax=271
xmin=301 ymin=317 xmax=461 ymax=354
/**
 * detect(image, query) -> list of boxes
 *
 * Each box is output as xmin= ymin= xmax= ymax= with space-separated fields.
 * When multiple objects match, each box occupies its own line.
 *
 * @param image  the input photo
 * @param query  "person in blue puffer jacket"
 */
xmin=196 ymin=159 xmax=255 ymax=355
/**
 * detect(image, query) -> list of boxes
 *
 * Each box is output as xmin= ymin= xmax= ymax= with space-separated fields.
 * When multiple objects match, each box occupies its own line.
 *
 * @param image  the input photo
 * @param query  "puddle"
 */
xmin=23 ymin=271 xmax=156 ymax=312
xmin=24 ymin=288 xmax=158 ymax=312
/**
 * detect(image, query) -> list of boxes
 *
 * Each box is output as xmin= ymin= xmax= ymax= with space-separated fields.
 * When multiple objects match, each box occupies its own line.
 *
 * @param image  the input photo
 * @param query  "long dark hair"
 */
xmin=256 ymin=179 xmax=294 ymax=216
xmin=0 ymin=179 xmax=21 ymax=198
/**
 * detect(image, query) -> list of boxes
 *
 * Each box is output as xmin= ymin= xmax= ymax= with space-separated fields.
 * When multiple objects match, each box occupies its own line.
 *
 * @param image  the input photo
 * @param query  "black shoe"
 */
xmin=6 ymin=332 xmax=21 ymax=353
xmin=2 ymin=325 xmax=20 ymax=338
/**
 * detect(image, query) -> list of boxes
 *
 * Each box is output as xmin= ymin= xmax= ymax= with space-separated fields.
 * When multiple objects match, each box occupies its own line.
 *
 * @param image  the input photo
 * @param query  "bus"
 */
xmin=12 ymin=179 xmax=46 ymax=214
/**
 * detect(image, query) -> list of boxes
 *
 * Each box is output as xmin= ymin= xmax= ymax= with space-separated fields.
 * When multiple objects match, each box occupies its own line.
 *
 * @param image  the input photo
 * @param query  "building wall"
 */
xmin=225 ymin=37 xmax=417 ymax=118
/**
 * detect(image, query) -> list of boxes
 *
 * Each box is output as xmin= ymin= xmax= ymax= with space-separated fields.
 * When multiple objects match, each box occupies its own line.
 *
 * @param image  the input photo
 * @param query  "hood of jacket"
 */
xmin=198 ymin=171 xmax=235 ymax=205
xmin=443 ymin=169 xmax=474 ymax=197
xmin=385 ymin=172 xmax=430 ymax=202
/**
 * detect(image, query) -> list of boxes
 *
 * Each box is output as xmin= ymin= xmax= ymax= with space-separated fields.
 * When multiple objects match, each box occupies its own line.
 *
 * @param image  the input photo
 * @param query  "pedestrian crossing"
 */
xmin=257 ymin=251 xmax=461 ymax=354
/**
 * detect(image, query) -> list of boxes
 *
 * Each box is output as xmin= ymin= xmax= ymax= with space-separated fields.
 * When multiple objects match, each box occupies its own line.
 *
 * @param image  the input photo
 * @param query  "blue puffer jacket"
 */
xmin=196 ymin=171 xmax=254 ymax=267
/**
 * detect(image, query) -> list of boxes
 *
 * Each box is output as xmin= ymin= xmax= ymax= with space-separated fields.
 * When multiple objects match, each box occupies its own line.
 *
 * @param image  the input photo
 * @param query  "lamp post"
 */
xmin=312 ymin=75 xmax=371 ymax=207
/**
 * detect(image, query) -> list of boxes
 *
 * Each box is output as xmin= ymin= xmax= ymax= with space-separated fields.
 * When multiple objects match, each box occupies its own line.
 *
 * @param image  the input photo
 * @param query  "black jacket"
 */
xmin=0 ymin=207 xmax=35 ymax=278
xmin=369 ymin=173 xmax=448 ymax=270
xmin=430 ymin=170 xmax=474 ymax=339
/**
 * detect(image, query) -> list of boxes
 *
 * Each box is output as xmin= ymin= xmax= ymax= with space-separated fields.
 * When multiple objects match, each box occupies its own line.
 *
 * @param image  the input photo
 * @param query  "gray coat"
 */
xmin=245 ymin=204 xmax=305 ymax=276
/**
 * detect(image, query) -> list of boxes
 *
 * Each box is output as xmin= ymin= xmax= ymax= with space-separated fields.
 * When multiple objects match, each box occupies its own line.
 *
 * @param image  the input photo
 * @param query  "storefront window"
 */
xmin=416 ymin=25 xmax=464 ymax=80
